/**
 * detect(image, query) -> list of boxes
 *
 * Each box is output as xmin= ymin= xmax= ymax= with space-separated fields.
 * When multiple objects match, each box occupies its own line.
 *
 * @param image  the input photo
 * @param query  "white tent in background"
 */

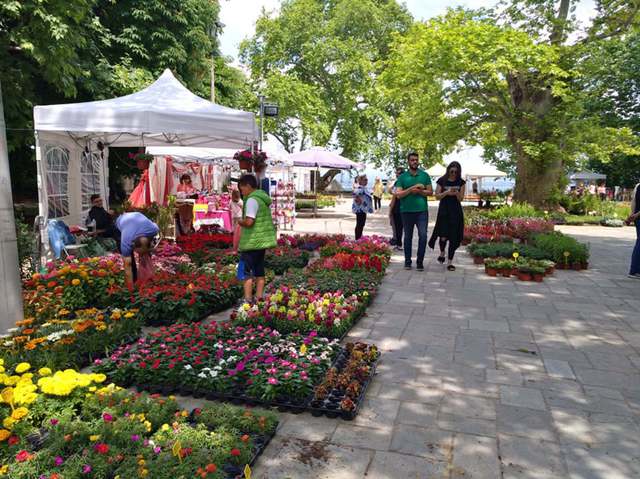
xmin=428 ymin=146 xmax=508 ymax=192
xmin=33 ymin=69 xmax=257 ymax=226
xmin=569 ymin=170 xmax=607 ymax=184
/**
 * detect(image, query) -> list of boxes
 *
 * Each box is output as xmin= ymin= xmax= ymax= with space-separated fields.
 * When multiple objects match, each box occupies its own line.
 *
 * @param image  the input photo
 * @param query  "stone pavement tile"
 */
xmin=584 ymin=396 xmax=635 ymax=416
xmin=353 ymin=397 xmax=400 ymax=430
xmin=618 ymin=331 xmax=640 ymax=347
xmin=396 ymin=401 xmax=437 ymax=427
xmin=585 ymin=351 xmax=640 ymax=373
xmin=500 ymin=385 xmax=547 ymax=410
xmin=389 ymin=424 xmax=454 ymax=460
xmin=621 ymin=388 xmax=640 ymax=410
xmin=486 ymin=369 xmax=523 ymax=386
xmin=379 ymin=342 xmax=428 ymax=361
xmin=550 ymin=408 xmax=594 ymax=445
xmin=390 ymin=291 xmax=427 ymax=305
xmin=365 ymin=450 xmax=450 ymax=479
xmin=523 ymin=372 xmax=584 ymax=394
xmin=441 ymin=376 xmax=500 ymax=399
xmin=437 ymin=413 xmax=496 ymax=437
xmin=538 ymin=346 xmax=591 ymax=368
xmin=276 ymin=414 xmax=339 ymax=442
xmin=440 ymin=394 xmax=496 ymax=420
xmin=589 ymin=416 xmax=640 ymax=445
xmin=378 ymin=381 xmax=443 ymax=404
xmin=253 ymin=437 xmax=372 ymax=479
xmin=346 ymin=328 xmax=371 ymax=339
xmin=374 ymin=313 xmax=411 ymax=329
xmin=468 ymin=319 xmax=510 ymax=332
xmin=543 ymin=358 xmax=576 ymax=379
xmin=423 ymin=345 xmax=455 ymax=362
xmin=498 ymin=434 xmax=567 ymax=479
xmin=561 ymin=443 xmax=640 ymax=479
xmin=496 ymin=351 xmax=546 ymax=374
xmin=583 ymin=385 xmax=625 ymax=401
xmin=542 ymin=388 xmax=590 ymax=411
xmin=368 ymin=326 xmax=404 ymax=342
xmin=574 ymin=367 xmax=640 ymax=391
xmin=496 ymin=405 xmax=556 ymax=441
xmin=331 ymin=424 xmax=392 ymax=451
xmin=375 ymin=359 xmax=419 ymax=383
xmin=451 ymin=434 xmax=501 ymax=479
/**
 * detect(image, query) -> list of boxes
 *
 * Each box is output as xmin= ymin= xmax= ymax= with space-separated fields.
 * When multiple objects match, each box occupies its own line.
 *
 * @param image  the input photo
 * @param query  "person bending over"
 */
xmin=115 ymin=212 xmax=159 ymax=286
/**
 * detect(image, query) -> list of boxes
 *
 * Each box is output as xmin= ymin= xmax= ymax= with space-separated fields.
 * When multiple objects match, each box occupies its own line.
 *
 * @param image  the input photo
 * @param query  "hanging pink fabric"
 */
xmin=128 ymin=169 xmax=151 ymax=207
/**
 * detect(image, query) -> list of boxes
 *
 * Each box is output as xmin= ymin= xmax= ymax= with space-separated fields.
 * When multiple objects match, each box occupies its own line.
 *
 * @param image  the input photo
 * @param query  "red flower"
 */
xmin=94 ymin=443 xmax=110 ymax=454
xmin=8 ymin=435 xmax=19 ymax=446
xmin=15 ymin=450 xmax=33 ymax=462
xmin=206 ymin=463 xmax=217 ymax=473
xmin=230 ymin=448 xmax=241 ymax=456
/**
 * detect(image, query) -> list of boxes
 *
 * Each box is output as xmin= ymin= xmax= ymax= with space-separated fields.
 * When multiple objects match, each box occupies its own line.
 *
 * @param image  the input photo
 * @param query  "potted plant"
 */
xmin=531 ymin=266 xmax=546 ymax=282
xmin=484 ymin=258 xmax=499 ymax=277
xmin=234 ymin=149 xmax=254 ymax=170
xmin=129 ymin=151 xmax=154 ymax=170
xmin=540 ymin=260 xmax=555 ymax=275
xmin=498 ymin=258 xmax=513 ymax=277
xmin=517 ymin=265 xmax=534 ymax=281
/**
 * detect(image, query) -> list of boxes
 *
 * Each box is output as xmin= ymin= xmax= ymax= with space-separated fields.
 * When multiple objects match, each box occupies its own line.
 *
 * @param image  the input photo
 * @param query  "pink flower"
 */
xmin=54 ymin=456 xmax=64 ymax=466
xmin=50 ymin=418 xmax=59 ymax=426
xmin=251 ymin=369 xmax=261 ymax=376
xmin=82 ymin=464 xmax=92 ymax=474
xmin=267 ymin=377 xmax=278 ymax=385
xmin=102 ymin=413 xmax=113 ymax=422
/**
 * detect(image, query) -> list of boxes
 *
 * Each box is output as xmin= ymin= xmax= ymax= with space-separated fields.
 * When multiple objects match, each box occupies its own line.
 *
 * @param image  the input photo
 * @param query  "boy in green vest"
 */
xmin=237 ymin=174 xmax=277 ymax=302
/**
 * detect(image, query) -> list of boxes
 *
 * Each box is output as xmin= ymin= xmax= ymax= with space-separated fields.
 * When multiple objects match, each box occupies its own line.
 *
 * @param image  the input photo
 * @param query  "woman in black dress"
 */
xmin=428 ymin=161 xmax=466 ymax=271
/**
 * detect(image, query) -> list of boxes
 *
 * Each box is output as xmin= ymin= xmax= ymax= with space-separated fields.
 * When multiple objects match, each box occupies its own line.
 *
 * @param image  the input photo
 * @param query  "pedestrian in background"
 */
xmin=352 ymin=175 xmax=373 ymax=240
xmin=626 ymin=181 xmax=640 ymax=279
xmin=373 ymin=178 xmax=384 ymax=211
xmin=388 ymin=167 xmax=404 ymax=251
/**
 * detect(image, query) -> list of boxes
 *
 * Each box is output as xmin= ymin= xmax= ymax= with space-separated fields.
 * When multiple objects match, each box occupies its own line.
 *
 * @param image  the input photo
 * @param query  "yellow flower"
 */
xmin=15 ymin=363 xmax=30 ymax=374
xmin=161 ymin=424 xmax=170 ymax=432
xmin=124 ymin=312 xmax=135 ymax=319
xmin=38 ymin=368 xmax=52 ymax=377
xmin=140 ymin=469 xmax=148 ymax=477
xmin=71 ymin=278 xmax=81 ymax=286
xmin=3 ymin=417 xmax=15 ymax=429
xmin=0 ymin=465 xmax=8 ymax=475
xmin=89 ymin=435 xmax=100 ymax=442
xmin=11 ymin=407 xmax=28 ymax=420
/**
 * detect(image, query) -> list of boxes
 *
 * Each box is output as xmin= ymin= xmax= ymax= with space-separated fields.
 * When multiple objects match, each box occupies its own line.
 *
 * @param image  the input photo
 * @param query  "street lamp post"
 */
xmin=0 ymin=80 xmax=24 ymax=331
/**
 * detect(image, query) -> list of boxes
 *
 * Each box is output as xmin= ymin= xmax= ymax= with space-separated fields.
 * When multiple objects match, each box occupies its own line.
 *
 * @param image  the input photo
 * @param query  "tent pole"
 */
xmin=0 ymin=80 xmax=24 ymax=330
xmin=314 ymin=166 xmax=319 ymax=218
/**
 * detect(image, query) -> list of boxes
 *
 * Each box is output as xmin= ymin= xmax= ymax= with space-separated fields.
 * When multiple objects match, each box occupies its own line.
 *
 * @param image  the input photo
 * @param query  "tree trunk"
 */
xmin=316 ymin=169 xmax=342 ymax=192
xmin=512 ymin=139 xmax=563 ymax=207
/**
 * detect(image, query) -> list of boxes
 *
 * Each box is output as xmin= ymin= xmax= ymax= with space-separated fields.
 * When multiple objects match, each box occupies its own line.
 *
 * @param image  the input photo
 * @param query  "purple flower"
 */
xmin=82 ymin=464 xmax=92 ymax=474
xmin=153 ymin=446 xmax=162 ymax=454
xmin=50 ymin=418 xmax=59 ymax=426
xmin=131 ymin=434 xmax=140 ymax=442
xmin=54 ymin=456 xmax=64 ymax=466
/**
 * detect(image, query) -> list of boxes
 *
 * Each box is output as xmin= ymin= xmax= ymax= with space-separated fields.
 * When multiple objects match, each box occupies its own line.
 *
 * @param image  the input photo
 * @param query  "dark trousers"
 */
xmin=355 ymin=212 xmax=367 ymax=240
xmin=373 ymin=196 xmax=382 ymax=210
xmin=402 ymin=211 xmax=428 ymax=267
xmin=439 ymin=238 xmax=458 ymax=261
xmin=392 ymin=210 xmax=403 ymax=247
xmin=631 ymin=220 xmax=640 ymax=275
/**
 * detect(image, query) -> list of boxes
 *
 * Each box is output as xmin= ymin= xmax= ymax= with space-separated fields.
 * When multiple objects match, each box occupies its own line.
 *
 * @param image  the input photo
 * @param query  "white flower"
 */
xmin=7 ymin=328 xmax=18 ymax=333
xmin=197 ymin=372 xmax=207 ymax=379
xmin=210 ymin=371 xmax=219 ymax=378
xmin=3 ymin=341 xmax=14 ymax=347
xmin=184 ymin=365 xmax=193 ymax=370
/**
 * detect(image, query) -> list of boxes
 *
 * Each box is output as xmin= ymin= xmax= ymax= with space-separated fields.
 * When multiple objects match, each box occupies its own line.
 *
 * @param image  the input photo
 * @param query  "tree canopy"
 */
xmin=240 ymin=0 xmax=412 ymax=160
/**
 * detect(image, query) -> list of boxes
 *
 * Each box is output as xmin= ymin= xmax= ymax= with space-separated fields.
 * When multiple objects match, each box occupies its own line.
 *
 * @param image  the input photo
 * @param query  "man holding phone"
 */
xmin=395 ymin=152 xmax=433 ymax=271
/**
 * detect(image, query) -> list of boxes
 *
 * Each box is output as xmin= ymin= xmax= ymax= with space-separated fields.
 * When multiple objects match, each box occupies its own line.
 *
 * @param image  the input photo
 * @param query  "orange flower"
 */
xmin=21 ymin=328 xmax=35 ymax=335
xmin=13 ymin=336 xmax=28 ymax=344
xmin=24 ymin=342 xmax=37 ymax=351
xmin=205 ymin=464 xmax=217 ymax=473
xmin=47 ymin=281 xmax=57 ymax=288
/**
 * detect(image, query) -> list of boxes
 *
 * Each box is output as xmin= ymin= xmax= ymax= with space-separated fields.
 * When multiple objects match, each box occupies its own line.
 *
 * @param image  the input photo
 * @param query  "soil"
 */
xmin=293 ymin=439 xmax=331 ymax=467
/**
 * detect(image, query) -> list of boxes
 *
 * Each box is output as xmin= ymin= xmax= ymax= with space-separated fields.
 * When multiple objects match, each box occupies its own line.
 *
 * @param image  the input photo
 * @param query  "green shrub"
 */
xmin=484 ymin=203 xmax=544 ymax=220
xmin=532 ymin=232 xmax=589 ymax=264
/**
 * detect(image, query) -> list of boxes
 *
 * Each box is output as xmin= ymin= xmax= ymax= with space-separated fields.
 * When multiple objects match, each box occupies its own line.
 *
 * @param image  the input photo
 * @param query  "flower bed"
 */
xmin=483 ymin=257 xmax=555 ymax=281
xmin=93 ymin=323 xmax=339 ymax=405
xmin=277 ymin=233 xmax=346 ymax=251
xmin=0 ymin=361 xmax=278 ymax=479
xmin=0 ymin=308 xmax=142 ymax=370
xmin=268 ymin=267 xmax=381 ymax=297
xmin=107 ymin=271 xmax=242 ymax=326
xmin=264 ymin=247 xmax=310 ymax=275
xmin=232 ymin=288 xmax=369 ymax=339
xmin=319 ymin=236 xmax=392 ymax=259
xmin=464 ymin=218 xmax=554 ymax=244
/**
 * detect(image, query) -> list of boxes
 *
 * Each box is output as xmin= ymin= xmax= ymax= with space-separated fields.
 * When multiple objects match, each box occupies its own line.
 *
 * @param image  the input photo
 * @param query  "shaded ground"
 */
xmin=249 ymin=200 xmax=640 ymax=479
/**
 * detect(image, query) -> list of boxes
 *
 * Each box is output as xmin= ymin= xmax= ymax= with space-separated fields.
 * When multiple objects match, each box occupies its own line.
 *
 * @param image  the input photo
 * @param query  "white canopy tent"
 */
xmin=427 ymin=147 xmax=508 ymax=193
xmin=569 ymin=170 xmax=607 ymax=184
xmin=33 ymin=69 xmax=257 ymax=226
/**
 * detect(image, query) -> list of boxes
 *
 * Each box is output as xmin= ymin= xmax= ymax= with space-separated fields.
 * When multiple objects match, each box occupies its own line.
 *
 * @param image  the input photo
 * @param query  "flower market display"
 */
xmin=94 ymin=323 xmax=339 ymax=406
xmin=277 ymin=233 xmax=346 ymax=251
xmin=0 ymin=361 xmax=278 ymax=478
xmin=232 ymin=288 xmax=368 ymax=339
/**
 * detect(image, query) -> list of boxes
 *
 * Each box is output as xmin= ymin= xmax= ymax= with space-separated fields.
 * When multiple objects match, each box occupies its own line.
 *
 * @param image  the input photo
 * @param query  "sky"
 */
xmin=218 ymin=0 xmax=598 ymax=61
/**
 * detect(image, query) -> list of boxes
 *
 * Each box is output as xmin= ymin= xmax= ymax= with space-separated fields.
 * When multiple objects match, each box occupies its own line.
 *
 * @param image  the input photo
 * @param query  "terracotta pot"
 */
xmin=474 ymin=256 xmax=484 ymax=265
xmin=500 ymin=269 xmax=511 ymax=277
xmin=486 ymin=268 xmax=498 ymax=277
xmin=545 ymin=267 xmax=555 ymax=276
xmin=136 ymin=158 xmax=150 ymax=170
xmin=511 ymin=268 xmax=519 ymax=276
xmin=581 ymin=262 xmax=589 ymax=270
xmin=572 ymin=262 xmax=582 ymax=271
xmin=556 ymin=263 xmax=566 ymax=270
xmin=532 ymin=273 xmax=544 ymax=282
xmin=238 ymin=158 xmax=253 ymax=170
xmin=517 ymin=271 xmax=532 ymax=281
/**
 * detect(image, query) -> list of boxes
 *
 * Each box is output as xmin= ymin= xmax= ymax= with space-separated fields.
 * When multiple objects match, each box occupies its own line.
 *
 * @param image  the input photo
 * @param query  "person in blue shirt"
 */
xmin=115 ymin=212 xmax=159 ymax=285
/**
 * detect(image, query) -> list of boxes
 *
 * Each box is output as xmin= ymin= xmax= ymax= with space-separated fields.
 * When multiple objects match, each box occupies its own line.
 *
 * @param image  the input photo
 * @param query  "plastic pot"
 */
xmin=486 ymin=268 xmax=498 ymax=277
xmin=532 ymin=273 xmax=544 ymax=282
xmin=517 ymin=272 xmax=532 ymax=281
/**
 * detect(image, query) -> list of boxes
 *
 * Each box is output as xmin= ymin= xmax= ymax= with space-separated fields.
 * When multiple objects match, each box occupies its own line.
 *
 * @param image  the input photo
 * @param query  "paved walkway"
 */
xmin=251 ymin=201 xmax=640 ymax=479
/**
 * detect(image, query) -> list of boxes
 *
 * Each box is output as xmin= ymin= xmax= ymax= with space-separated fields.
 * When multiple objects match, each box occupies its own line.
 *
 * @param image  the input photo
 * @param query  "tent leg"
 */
xmin=0 ymin=80 xmax=24 ymax=330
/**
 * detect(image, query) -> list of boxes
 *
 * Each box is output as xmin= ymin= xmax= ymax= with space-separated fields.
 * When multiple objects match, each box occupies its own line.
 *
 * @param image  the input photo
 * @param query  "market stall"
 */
xmin=32 ymin=69 xmax=257 ymax=241
xmin=287 ymin=147 xmax=361 ymax=216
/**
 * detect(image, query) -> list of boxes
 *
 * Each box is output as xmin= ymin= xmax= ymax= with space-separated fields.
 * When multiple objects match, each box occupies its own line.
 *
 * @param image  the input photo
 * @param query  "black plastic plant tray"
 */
xmin=307 ymin=357 xmax=379 ymax=420
xmin=127 ymin=347 xmax=379 ymax=419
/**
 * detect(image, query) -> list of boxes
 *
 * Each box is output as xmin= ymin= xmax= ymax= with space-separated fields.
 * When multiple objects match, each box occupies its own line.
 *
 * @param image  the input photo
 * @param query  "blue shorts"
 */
xmin=240 ymin=249 xmax=266 ymax=278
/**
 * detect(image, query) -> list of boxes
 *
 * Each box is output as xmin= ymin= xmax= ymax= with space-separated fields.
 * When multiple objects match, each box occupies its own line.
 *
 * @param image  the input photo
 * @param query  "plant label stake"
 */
xmin=244 ymin=464 xmax=252 ymax=479
xmin=172 ymin=440 xmax=183 ymax=462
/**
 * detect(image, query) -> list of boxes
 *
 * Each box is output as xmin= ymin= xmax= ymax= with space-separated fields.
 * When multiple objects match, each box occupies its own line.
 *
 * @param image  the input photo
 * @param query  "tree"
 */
xmin=240 ymin=0 xmax=412 ymax=159
xmin=381 ymin=2 xmax=639 ymax=206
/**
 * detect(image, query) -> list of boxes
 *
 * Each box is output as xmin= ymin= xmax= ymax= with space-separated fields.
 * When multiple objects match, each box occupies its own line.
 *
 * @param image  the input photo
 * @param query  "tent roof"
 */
xmin=569 ymin=170 xmax=607 ymax=181
xmin=146 ymin=146 xmax=292 ymax=166
xmin=33 ymin=69 xmax=256 ymax=149
xmin=288 ymin=147 xmax=361 ymax=169
xmin=428 ymin=148 xmax=508 ymax=179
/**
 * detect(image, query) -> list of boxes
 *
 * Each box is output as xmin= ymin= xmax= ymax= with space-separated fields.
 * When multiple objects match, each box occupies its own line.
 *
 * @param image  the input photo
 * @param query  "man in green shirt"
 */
xmin=395 ymin=152 xmax=433 ymax=271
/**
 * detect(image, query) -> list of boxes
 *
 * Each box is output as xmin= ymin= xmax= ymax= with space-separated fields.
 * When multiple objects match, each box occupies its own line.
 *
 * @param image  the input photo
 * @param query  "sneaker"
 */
xmin=404 ymin=265 xmax=412 ymax=270
xmin=416 ymin=264 xmax=424 ymax=272
xmin=394 ymin=246 xmax=403 ymax=251
xmin=628 ymin=273 xmax=640 ymax=279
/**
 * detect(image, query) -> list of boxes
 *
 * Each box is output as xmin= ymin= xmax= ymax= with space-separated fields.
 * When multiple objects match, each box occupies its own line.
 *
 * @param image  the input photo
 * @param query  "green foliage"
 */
xmin=483 ymin=203 xmax=544 ymax=220
xmin=240 ymin=0 xmax=412 ymax=159
xmin=14 ymin=211 xmax=33 ymax=279
xmin=532 ymin=232 xmax=589 ymax=264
